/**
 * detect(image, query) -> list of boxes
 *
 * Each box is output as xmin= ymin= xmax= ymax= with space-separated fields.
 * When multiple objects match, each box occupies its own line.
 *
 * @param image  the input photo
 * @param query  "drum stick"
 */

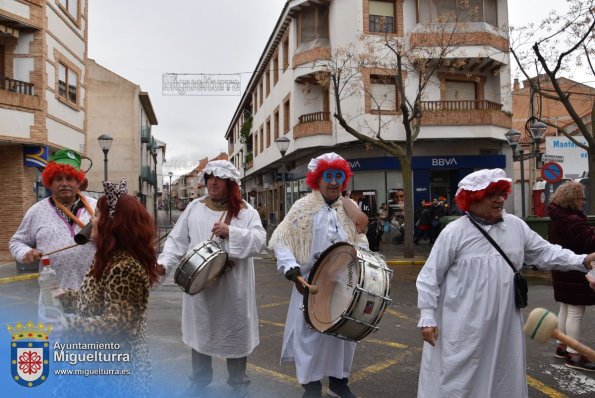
xmin=42 ymin=243 xmax=79 ymax=257
xmin=297 ymin=276 xmax=319 ymax=294
xmin=524 ymin=307 xmax=595 ymax=362
xmin=209 ymin=211 xmax=227 ymax=241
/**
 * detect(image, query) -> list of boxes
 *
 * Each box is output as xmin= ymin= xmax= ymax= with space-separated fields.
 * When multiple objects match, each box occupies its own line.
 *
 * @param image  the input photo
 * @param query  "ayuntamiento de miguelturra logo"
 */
xmin=7 ymin=321 xmax=52 ymax=388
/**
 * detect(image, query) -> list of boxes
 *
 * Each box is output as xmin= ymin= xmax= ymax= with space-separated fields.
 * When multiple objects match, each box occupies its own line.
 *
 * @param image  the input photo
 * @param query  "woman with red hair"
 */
xmin=416 ymin=168 xmax=595 ymax=397
xmin=55 ymin=178 xmax=159 ymax=396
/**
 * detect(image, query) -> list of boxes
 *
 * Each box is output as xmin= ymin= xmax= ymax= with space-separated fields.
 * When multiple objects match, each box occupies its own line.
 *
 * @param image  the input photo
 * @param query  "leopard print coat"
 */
xmin=60 ymin=251 xmax=151 ymax=396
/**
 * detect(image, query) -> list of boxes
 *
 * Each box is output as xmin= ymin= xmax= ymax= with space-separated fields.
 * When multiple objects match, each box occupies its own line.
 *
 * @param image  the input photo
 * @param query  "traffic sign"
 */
xmin=541 ymin=162 xmax=564 ymax=183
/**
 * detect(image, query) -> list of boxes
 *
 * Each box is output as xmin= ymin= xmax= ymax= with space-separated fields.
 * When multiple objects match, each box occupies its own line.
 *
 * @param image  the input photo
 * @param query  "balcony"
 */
xmin=293 ymin=111 xmax=332 ymax=139
xmin=141 ymin=126 xmax=151 ymax=143
xmin=420 ymin=100 xmax=512 ymax=128
xmin=1 ymin=77 xmax=34 ymax=95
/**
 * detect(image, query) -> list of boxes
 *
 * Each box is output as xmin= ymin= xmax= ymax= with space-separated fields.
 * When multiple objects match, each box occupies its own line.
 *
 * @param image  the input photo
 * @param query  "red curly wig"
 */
xmin=305 ymin=158 xmax=353 ymax=191
xmin=92 ymin=195 xmax=160 ymax=286
xmin=41 ymin=162 xmax=86 ymax=189
xmin=455 ymin=180 xmax=512 ymax=212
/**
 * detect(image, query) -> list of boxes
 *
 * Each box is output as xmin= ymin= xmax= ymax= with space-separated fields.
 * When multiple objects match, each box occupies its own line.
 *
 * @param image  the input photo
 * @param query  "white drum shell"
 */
xmin=174 ymin=240 xmax=228 ymax=295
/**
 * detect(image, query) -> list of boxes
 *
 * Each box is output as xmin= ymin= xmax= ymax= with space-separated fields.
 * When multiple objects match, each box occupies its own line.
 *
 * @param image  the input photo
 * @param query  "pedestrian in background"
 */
xmin=547 ymin=181 xmax=595 ymax=371
xmin=416 ymin=168 xmax=595 ymax=397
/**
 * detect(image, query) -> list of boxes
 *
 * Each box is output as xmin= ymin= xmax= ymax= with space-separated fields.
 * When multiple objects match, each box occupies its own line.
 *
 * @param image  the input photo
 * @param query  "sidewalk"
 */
xmin=0 ymin=240 xmax=432 ymax=285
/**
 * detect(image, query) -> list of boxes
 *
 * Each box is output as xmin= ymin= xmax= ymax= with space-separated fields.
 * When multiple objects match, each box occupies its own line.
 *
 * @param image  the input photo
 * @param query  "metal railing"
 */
xmin=298 ymin=111 xmax=331 ymax=123
xmin=421 ymin=100 xmax=502 ymax=111
xmin=0 ymin=76 xmax=34 ymax=95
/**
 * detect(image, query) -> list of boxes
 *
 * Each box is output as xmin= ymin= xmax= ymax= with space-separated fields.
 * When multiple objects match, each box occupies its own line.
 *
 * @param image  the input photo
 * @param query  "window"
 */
xmin=369 ymin=1 xmax=395 ymax=33
xmin=265 ymin=65 xmax=270 ymax=97
xmin=298 ymin=6 xmax=329 ymax=46
xmin=57 ymin=62 xmax=78 ymax=105
xmin=445 ymin=80 xmax=476 ymax=101
xmin=58 ymin=0 xmax=79 ymax=22
xmin=253 ymin=92 xmax=258 ymax=113
xmin=282 ymin=35 xmax=289 ymax=71
xmin=259 ymin=79 xmax=263 ymax=106
xmin=370 ymin=75 xmax=397 ymax=112
xmin=266 ymin=118 xmax=271 ymax=148
xmin=273 ymin=53 xmax=279 ymax=85
xmin=259 ymin=126 xmax=264 ymax=154
xmin=283 ymin=96 xmax=291 ymax=133
xmin=274 ymin=108 xmax=280 ymax=141
xmin=419 ymin=0 xmax=498 ymax=26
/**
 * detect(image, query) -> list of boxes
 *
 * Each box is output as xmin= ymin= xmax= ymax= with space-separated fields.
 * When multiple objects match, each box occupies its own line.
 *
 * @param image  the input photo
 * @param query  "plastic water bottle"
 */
xmin=38 ymin=256 xmax=62 ymax=311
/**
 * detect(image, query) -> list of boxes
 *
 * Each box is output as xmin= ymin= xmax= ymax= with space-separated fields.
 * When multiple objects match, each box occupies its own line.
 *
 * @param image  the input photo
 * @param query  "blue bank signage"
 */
xmin=347 ymin=155 xmax=505 ymax=171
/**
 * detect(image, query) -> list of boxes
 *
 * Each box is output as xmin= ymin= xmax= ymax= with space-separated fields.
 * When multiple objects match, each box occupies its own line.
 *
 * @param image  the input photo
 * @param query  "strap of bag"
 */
xmin=467 ymin=215 xmax=518 ymax=274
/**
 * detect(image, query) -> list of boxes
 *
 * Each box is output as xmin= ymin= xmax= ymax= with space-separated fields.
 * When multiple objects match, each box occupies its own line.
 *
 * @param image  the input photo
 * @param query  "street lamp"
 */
xmin=168 ymin=171 xmax=173 ymax=225
xmin=505 ymin=119 xmax=547 ymax=218
xmin=275 ymin=136 xmax=290 ymax=219
xmin=97 ymin=134 xmax=113 ymax=181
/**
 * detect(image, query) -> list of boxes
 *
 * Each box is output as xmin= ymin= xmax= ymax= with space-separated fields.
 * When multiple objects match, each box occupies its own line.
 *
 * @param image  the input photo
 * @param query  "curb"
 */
xmin=386 ymin=260 xmax=426 ymax=266
xmin=0 ymin=273 xmax=39 ymax=285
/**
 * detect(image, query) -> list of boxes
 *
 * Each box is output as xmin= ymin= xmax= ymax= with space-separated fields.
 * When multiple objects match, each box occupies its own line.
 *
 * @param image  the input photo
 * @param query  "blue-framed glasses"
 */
xmin=322 ymin=169 xmax=346 ymax=184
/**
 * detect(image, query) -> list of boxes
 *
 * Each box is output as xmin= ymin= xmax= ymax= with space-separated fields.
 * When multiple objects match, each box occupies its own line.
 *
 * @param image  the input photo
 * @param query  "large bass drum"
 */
xmin=304 ymin=242 xmax=392 ymax=341
xmin=174 ymin=240 xmax=229 ymax=295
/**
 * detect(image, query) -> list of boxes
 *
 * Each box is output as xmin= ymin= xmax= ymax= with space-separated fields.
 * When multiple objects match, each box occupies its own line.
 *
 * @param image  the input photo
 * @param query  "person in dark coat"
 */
xmin=548 ymin=181 xmax=595 ymax=371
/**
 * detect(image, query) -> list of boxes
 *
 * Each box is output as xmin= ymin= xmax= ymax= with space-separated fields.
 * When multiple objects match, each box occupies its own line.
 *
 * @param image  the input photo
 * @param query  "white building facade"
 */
xmin=225 ymin=0 xmax=513 ymax=224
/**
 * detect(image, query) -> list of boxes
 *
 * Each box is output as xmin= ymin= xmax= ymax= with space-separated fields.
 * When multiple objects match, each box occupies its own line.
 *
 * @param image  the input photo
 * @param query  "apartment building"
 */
xmin=85 ymin=59 xmax=164 ymax=221
xmin=224 ymin=0 xmax=513 ymax=223
xmin=0 ymin=0 xmax=88 ymax=260
xmin=512 ymin=76 xmax=595 ymax=215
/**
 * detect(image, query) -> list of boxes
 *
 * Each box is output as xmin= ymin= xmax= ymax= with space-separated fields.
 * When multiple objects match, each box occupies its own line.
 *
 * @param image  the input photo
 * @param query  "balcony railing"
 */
xmin=141 ymin=126 xmax=151 ymax=143
xmin=298 ymin=111 xmax=330 ymax=123
xmin=0 ymin=76 xmax=34 ymax=95
xmin=421 ymin=100 xmax=503 ymax=111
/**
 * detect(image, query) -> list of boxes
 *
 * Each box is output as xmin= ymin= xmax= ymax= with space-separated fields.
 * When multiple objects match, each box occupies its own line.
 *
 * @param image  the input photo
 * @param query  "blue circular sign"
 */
xmin=541 ymin=162 xmax=563 ymax=183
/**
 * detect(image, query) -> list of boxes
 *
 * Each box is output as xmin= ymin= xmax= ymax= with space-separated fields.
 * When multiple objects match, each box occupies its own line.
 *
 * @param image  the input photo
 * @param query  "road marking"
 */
xmin=385 ymin=308 xmax=414 ymax=322
xmin=247 ymin=363 xmax=296 ymax=386
xmin=259 ymin=319 xmax=285 ymax=328
xmin=350 ymin=351 xmax=409 ymax=383
xmin=0 ymin=273 xmax=39 ymax=285
xmin=527 ymin=375 xmax=568 ymax=398
xmin=365 ymin=338 xmax=408 ymax=349
xmin=259 ymin=300 xmax=290 ymax=309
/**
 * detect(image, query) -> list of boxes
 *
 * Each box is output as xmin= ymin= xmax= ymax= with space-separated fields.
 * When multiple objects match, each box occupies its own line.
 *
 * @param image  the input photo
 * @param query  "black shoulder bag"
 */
xmin=467 ymin=216 xmax=528 ymax=308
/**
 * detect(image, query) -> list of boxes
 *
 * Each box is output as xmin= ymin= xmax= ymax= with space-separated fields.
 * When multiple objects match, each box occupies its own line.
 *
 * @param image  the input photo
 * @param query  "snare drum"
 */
xmin=304 ymin=242 xmax=392 ymax=341
xmin=174 ymin=240 xmax=229 ymax=295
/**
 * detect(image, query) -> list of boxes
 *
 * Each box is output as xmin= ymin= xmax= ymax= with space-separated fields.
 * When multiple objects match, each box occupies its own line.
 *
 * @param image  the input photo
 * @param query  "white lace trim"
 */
xmin=417 ymin=317 xmax=438 ymax=328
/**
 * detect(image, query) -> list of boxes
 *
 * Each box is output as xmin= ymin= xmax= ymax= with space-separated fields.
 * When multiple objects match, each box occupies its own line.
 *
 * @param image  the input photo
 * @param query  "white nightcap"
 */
xmin=455 ymin=168 xmax=511 ymax=196
xmin=307 ymin=152 xmax=346 ymax=172
xmin=198 ymin=160 xmax=241 ymax=186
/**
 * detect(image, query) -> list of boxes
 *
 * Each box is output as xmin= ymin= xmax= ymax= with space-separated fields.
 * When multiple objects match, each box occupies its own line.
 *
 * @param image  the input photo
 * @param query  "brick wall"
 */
xmin=293 ymin=120 xmax=332 ymax=138
xmin=292 ymin=47 xmax=331 ymax=68
xmin=422 ymin=110 xmax=513 ymax=129
xmin=0 ymin=145 xmax=38 ymax=261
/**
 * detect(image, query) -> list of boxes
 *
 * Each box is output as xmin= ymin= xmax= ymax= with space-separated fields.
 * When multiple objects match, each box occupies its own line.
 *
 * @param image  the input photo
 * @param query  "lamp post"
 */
xmin=275 ymin=136 xmax=290 ymax=219
xmin=168 ymin=171 xmax=173 ymax=225
xmin=505 ymin=120 xmax=547 ymax=218
xmin=97 ymin=134 xmax=113 ymax=181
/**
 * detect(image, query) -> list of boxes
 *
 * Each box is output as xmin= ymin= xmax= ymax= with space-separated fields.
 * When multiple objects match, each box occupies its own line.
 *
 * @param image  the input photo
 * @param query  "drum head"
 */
xmin=305 ymin=242 xmax=358 ymax=332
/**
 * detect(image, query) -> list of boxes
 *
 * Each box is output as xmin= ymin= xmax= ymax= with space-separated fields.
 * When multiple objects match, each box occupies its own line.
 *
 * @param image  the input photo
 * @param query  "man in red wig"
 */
xmin=158 ymin=160 xmax=266 ymax=398
xmin=268 ymin=152 xmax=368 ymax=398
xmin=9 ymin=148 xmax=96 ymax=320
xmin=416 ymin=168 xmax=595 ymax=397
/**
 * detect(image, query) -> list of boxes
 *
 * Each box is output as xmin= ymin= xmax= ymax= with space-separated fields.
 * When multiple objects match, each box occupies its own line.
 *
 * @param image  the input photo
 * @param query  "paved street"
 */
xmin=1 ymin=211 xmax=594 ymax=396
xmin=2 ymin=252 xmax=595 ymax=397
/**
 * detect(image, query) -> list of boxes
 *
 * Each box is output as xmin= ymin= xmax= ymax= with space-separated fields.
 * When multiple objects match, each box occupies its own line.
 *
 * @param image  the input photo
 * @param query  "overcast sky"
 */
xmin=88 ymin=0 xmax=583 ymax=178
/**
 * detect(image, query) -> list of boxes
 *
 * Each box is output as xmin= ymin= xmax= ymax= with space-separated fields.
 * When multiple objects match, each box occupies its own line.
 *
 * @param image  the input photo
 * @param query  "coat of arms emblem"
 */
xmin=7 ymin=321 xmax=53 ymax=388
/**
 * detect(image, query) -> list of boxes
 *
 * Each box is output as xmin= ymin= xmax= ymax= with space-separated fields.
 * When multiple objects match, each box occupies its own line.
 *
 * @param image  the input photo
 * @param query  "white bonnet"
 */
xmin=198 ymin=160 xmax=241 ymax=186
xmin=455 ymin=168 xmax=511 ymax=196
xmin=307 ymin=152 xmax=346 ymax=172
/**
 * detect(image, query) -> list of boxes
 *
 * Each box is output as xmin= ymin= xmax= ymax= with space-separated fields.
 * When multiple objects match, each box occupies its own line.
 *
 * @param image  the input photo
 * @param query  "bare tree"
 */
xmin=319 ymin=3 xmax=494 ymax=257
xmin=510 ymin=0 xmax=595 ymax=211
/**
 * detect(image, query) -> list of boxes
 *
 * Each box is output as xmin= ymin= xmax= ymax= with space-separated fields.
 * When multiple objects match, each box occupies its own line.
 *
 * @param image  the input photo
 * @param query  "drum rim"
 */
xmin=303 ymin=241 xmax=357 ymax=332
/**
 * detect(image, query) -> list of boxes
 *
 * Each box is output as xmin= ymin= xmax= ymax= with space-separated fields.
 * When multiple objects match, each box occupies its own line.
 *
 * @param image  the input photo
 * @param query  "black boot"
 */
xmin=302 ymin=380 xmax=322 ymax=398
xmin=328 ymin=377 xmax=356 ymax=398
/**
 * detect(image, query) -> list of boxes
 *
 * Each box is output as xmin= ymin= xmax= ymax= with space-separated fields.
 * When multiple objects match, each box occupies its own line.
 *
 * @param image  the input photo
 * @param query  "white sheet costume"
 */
xmin=416 ymin=213 xmax=587 ymax=397
xmin=269 ymin=190 xmax=368 ymax=384
xmin=9 ymin=197 xmax=97 ymax=290
xmin=158 ymin=198 xmax=266 ymax=358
